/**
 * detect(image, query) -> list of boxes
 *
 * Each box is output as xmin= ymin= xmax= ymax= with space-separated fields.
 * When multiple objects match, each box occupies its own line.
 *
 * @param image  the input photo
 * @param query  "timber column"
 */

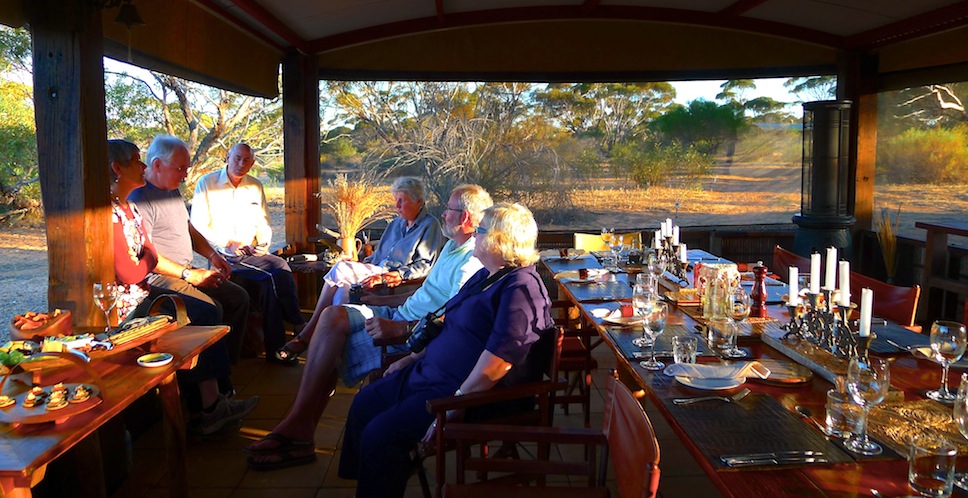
xmin=29 ymin=0 xmax=113 ymax=328
xmin=282 ymin=52 xmax=321 ymax=309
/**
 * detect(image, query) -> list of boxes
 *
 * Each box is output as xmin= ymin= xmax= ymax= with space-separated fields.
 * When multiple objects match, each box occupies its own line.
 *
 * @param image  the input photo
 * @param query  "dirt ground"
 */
xmin=1 ymin=163 xmax=963 ymax=341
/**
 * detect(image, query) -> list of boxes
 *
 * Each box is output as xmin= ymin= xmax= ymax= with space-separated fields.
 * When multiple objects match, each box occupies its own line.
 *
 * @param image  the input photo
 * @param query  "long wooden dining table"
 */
xmin=542 ymin=250 xmax=966 ymax=498
xmin=0 ymin=325 xmax=229 ymax=498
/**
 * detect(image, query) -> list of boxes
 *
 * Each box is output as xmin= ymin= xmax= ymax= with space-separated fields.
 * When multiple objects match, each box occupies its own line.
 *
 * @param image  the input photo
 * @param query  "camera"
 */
xmin=349 ymin=283 xmax=364 ymax=304
xmin=406 ymin=311 xmax=444 ymax=353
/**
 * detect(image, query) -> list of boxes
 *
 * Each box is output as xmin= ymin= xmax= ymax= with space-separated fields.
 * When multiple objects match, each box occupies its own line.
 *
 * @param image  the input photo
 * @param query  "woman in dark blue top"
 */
xmin=338 ymin=202 xmax=553 ymax=498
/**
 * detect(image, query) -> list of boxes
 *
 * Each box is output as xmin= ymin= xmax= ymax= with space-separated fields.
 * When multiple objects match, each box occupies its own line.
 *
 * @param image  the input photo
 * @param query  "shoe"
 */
xmin=274 ymin=337 xmax=308 ymax=365
xmin=193 ymin=394 xmax=259 ymax=435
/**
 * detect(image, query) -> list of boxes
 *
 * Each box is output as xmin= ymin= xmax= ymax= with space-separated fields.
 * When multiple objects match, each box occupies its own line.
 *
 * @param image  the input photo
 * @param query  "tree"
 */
xmin=784 ymin=75 xmax=837 ymax=102
xmin=651 ymin=99 xmax=747 ymax=158
xmin=0 ymin=26 xmax=38 ymax=217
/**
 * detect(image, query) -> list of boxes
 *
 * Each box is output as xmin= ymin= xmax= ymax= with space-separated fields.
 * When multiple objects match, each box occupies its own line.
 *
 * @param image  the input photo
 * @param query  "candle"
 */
xmin=824 ymin=247 xmax=837 ymax=290
xmin=789 ymin=267 xmax=799 ymax=305
xmin=653 ymin=230 xmax=662 ymax=249
xmin=665 ymin=218 xmax=673 ymax=237
xmin=839 ymin=260 xmax=851 ymax=306
xmin=679 ymin=243 xmax=688 ymax=263
xmin=859 ymin=288 xmax=873 ymax=337
xmin=672 ymin=225 xmax=680 ymax=246
xmin=810 ymin=253 xmax=821 ymax=294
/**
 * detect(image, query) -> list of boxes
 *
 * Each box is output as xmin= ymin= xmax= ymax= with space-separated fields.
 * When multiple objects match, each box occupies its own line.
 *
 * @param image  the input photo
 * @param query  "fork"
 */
xmin=673 ymin=387 xmax=751 ymax=405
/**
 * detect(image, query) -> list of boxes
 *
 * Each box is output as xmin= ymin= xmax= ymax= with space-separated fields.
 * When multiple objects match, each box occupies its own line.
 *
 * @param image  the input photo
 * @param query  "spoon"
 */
xmin=794 ymin=405 xmax=828 ymax=434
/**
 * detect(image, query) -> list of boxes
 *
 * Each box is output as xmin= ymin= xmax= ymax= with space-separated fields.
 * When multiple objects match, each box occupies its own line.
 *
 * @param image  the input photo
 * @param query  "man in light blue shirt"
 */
xmin=246 ymin=184 xmax=492 ymax=470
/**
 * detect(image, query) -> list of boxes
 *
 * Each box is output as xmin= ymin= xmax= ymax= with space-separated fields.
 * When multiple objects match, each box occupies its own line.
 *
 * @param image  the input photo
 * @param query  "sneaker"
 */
xmin=194 ymin=394 xmax=259 ymax=435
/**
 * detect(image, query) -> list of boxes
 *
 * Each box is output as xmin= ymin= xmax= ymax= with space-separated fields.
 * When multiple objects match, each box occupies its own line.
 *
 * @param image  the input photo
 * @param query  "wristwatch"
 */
xmin=180 ymin=267 xmax=192 ymax=280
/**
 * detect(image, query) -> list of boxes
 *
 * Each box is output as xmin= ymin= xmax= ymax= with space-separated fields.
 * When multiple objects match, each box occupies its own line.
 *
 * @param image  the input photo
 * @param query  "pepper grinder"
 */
xmin=750 ymin=262 xmax=769 ymax=318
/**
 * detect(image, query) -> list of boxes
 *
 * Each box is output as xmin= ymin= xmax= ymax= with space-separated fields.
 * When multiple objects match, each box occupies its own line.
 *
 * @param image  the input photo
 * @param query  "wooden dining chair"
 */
xmin=772 ymin=245 xmax=810 ymax=282
xmin=848 ymin=271 xmax=921 ymax=329
xmin=417 ymin=326 xmax=565 ymax=498
xmin=441 ymin=374 xmax=661 ymax=498
xmin=573 ymin=232 xmax=643 ymax=252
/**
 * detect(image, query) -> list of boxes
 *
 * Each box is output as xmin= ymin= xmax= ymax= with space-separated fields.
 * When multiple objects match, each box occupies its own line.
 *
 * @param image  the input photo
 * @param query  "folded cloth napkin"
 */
xmin=539 ymin=248 xmax=589 ymax=260
xmin=663 ymin=361 xmax=771 ymax=380
xmin=555 ymin=269 xmax=609 ymax=281
xmin=662 ymin=270 xmax=688 ymax=288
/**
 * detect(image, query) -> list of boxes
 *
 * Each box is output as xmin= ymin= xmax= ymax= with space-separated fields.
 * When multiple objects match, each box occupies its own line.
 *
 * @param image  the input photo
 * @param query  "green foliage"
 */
xmin=0 ymin=80 xmax=39 ymax=210
xmin=651 ymin=99 xmax=747 ymax=156
xmin=877 ymin=125 xmax=968 ymax=184
xmin=612 ymin=140 xmax=712 ymax=189
xmin=733 ymin=126 xmax=801 ymax=164
xmin=783 ymin=76 xmax=837 ymax=102
xmin=0 ymin=26 xmax=30 ymax=74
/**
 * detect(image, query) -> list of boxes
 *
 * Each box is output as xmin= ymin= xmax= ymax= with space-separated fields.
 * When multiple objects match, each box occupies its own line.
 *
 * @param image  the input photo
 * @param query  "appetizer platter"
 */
xmin=0 ymin=382 xmax=102 ymax=425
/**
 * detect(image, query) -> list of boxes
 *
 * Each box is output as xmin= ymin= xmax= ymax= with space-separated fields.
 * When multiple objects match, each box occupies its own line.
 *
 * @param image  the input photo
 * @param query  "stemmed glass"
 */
xmin=607 ymin=233 xmax=625 ymax=270
xmin=639 ymin=301 xmax=669 ymax=371
xmin=952 ymin=373 xmax=968 ymax=489
xmin=600 ymin=228 xmax=614 ymax=265
xmin=723 ymin=286 xmax=751 ymax=358
xmin=92 ymin=282 xmax=119 ymax=332
xmin=927 ymin=321 xmax=968 ymax=403
xmin=845 ymin=356 xmax=891 ymax=456
xmin=648 ymin=251 xmax=666 ymax=289
xmin=631 ymin=283 xmax=656 ymax=347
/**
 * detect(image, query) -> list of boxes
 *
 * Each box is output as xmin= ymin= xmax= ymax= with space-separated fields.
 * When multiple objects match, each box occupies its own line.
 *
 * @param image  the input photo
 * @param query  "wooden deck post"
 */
xmin=282 ymin=53 xmax=321 ymax=308
xmin=29 ymin=0 xmax=113 ymax=327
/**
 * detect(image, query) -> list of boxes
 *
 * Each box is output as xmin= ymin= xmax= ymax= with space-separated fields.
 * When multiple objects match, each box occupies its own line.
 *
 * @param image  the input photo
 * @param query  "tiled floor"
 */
xmin=109 ymin=344 xmax=723 ymax=498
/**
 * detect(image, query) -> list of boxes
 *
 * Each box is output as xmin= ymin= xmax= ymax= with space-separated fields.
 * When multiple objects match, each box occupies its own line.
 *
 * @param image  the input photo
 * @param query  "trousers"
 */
xmin=229 ymin=253 xmax=305 ymax=354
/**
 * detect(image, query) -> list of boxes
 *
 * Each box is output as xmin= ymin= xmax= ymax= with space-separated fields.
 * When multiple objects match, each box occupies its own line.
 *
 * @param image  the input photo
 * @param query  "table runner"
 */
xmin=868 ymin=399 xmax=968 ymax=458
xmin=541 ymin=255 xmax=603 ymax=274
xmin=605 ymin=324 xmax=716 ymax=359
xmin=658 ymin=393 xmax=855 ymax=470
xmin=868 ymin=322 xmax=927 ymax=354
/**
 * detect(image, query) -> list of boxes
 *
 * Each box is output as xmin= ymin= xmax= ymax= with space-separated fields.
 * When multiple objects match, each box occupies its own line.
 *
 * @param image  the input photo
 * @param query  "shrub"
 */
xmin=878 ymin=125 xmax=968 ymax=184
xmin=612 ymin=140 xmax=712 ymax=190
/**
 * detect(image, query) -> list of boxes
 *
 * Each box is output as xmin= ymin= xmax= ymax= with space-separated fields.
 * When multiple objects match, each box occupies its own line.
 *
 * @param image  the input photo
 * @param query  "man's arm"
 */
xmin=188 ymin=223 xmax=231 ymax=278
xmin=153 ymin=253 xmax=222 ymax=288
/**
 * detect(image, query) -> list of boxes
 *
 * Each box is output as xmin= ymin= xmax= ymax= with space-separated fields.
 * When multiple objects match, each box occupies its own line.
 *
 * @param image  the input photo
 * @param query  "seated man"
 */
xmin=190 ymin=143 xmax=306 ymax=362
xmin=245 ymin=184 xmax=492 ymax=470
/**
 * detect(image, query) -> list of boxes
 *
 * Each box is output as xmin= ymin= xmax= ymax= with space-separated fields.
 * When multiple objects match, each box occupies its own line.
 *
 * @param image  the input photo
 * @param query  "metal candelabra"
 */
xmin=661 ymin=237 xmax=689 ymax=281
xmin=784 ymin=291 xmax=868 ymax=359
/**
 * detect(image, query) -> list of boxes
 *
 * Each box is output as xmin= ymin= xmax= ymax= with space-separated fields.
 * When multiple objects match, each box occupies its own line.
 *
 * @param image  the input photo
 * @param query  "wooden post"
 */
xmin=29 ymin=0 xmax=113 ymax=327
xmin=282 ymin=53 xmax=321 ymax=309
xmin=838 ymin=51 xmax=878 ymax=233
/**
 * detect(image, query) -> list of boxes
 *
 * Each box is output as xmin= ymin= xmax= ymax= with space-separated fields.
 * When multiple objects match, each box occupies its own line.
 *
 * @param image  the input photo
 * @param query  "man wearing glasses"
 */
xmin=245 ymin=184 xmax=492 ymax=470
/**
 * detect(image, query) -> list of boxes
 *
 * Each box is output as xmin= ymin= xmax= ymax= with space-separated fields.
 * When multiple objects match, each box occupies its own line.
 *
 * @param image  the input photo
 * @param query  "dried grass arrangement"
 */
xmin=873 ymin=206 xmax=901 ymax=280
xmin=323 ymin=174 xmax=394 ymax=259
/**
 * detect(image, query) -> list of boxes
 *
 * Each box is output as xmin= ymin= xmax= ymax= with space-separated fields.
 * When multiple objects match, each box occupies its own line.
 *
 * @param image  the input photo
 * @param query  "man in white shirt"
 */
xmin=245 ymin=184 xmax=492 ymax=470
xmin=191 ymin=143 xmax=305 ymax=363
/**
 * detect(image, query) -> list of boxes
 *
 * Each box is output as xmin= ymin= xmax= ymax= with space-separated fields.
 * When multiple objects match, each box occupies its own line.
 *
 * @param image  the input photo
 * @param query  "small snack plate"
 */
xmin=676 ymin=376 xmax=744 ymax=391
xmin=602 ymin=314 xmax=643 ymax=326
xmin=137 ymin=352 xmax=173 ymax=368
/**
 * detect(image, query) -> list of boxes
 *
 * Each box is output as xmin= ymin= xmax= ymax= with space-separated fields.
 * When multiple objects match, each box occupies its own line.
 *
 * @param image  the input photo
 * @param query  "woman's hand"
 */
xmin=383 ymin=353 xmax=415 ymax=376
xmin=381 ymin=271 xmax=403 ymax=287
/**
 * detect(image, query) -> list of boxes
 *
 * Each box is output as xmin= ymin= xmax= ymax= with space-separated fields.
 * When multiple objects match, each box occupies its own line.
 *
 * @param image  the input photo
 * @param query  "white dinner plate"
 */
xmin=602 ymin=314 xmax=643 ymax=325
xmin=675 ymin=375 xmax=744 ymax=391
xmin=137 ymin=352 xmax=173 ymax=368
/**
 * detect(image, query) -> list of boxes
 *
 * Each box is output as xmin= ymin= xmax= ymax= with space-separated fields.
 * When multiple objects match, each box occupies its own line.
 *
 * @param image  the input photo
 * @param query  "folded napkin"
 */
xmin=539 ymin=248 xmax=588 ymax=260
xmin=662 ymin=270 xmax=688 ymax=288
xmin=555 ymin=269 xmax=609 ymax=281
xmin=663 ymin=361 xmax=771 ymax=380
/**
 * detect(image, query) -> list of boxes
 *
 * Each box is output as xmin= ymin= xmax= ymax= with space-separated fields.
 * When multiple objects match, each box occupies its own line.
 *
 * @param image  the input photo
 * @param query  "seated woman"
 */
xmin=275 ymin=176 xmax=444 ymax=363
xmin=337 ymin=202 xmax=554 ymax=498
xmin=109 ymin=139 xmax=258 ymax=435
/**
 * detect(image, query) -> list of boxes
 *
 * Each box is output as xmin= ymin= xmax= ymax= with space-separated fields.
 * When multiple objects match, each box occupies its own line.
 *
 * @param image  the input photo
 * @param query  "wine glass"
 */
xmin=845 ymin=356 xmax=891 ymax=456
xmin=600 ymin=228 xmax=614 ymax=265
xmin=648 ymin=251 xmax=666 ymax=289
xmin=639 ymin=301 xmax=669 ymax=371
xmin=953 ymin=373 xmax=968 ymax=489
xmin=927 ymin=321 xmax=968 ymax=403
xmin=723 ymin=286 xmax=751 ymax=358
xmin=607 ymin=233 xmax=625 ymax=269
xmin=631 ymin=284 xmax=656 ymax=347
xmin=92 ymin=282 xmax=119 ymax=332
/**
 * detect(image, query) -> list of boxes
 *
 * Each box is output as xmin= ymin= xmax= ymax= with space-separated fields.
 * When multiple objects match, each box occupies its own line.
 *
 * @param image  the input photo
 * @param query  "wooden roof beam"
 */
xmin=205 ymin=0 xmax=310 ymax=53
xmin=718 ymin=0 xmax=770 ymax=18
xmin=847 ymin=0 xmax=968 ymax=49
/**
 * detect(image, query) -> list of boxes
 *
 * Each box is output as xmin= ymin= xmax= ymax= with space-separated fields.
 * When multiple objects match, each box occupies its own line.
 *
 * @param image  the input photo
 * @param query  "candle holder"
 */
xmin=785 ymin=293 xmax=869 ymax=361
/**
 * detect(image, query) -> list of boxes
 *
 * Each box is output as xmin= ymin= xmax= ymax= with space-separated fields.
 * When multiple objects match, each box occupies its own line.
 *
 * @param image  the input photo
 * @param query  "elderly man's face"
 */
xmin=151 ymin=146 xmax=190 ymax=190
xmin=227 ymin=145 xmax=255 ymax=183
xmin=394 ymin=191 xmax=422 ymax=223
xmin=440 ymin=192 xmax=465 ymax=238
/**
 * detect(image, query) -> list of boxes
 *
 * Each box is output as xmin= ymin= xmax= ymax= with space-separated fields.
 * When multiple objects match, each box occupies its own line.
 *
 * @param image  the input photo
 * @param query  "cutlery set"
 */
xmin=672 ymin=387 xmax=750 ymax=405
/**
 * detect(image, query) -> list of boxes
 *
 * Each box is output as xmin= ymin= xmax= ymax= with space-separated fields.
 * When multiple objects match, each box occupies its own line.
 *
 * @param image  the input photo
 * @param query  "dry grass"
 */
xmin=320 ymin=175 xmax=395 ymax=247
xmin=873 ymin=205 xmax=900 ymax=278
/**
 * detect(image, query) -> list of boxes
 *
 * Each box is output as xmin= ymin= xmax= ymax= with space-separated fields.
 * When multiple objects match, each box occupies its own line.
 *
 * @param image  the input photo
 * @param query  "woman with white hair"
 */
xmin=337 ymin=202 xmax=554 ymax=498
xmin=276 ymin=176 xmax=443 ymax=363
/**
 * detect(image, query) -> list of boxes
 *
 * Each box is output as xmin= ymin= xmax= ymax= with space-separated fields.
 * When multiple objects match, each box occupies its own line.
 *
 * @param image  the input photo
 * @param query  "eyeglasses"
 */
xmin=443 ymin=206 xmax=463 ymax=213
xmin=475 ymin=226 xmax=488 ymax=235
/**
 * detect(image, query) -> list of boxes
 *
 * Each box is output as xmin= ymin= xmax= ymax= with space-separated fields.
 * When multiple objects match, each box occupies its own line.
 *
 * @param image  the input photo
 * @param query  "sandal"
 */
xmin=274 ymin=337 xmax=308 ymax=364
xmin=245 ymin=432 xmax=314 ymax=454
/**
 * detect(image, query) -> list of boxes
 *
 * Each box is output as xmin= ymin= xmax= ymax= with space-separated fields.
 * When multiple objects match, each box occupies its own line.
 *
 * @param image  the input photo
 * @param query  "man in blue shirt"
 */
xmin=246 ymin=184 xmax=492 ymax=470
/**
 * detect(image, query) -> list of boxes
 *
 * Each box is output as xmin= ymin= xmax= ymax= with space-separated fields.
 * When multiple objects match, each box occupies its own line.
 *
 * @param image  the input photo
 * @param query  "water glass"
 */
xmin=706 ymin=318 xmax=731 ymax=352
xmin=824 ymin=389 xmax=856 ymax=438
xmin=909 ymin=434 xmax=957 ymax=497
xmin=927 ymin=321 xmax=968 ymax=403
xmin=845 ymin=356 xmax=891 ymax=456
xmin=672 ymin=336 xmax=698 ymax=364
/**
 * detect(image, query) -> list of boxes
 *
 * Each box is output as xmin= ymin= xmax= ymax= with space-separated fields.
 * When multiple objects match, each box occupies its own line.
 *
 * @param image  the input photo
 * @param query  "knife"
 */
xmin=724 ymin=456 xmax=829 ymax=467
xmin=721 ymin=450 xmax=824 ymax=464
